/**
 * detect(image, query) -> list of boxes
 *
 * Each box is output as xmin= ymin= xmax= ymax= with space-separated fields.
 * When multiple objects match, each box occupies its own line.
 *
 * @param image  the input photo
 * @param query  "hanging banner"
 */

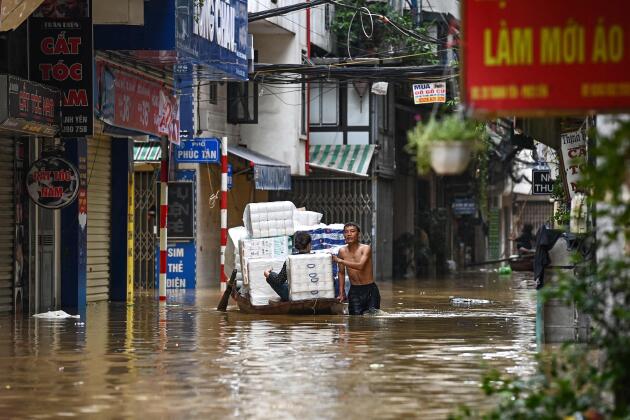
xmin=413 ymin=82 xmax=446 ymax=104
xmin=462 ymin=0 xmax=630 ymax=116
xmin=26 ymin=155 xmax=80 ymax=209
xmin=95 ymin=59 xmax=181 ymax=144
xmin=560 ymin=130 xmax=587 ymax=199
xmin=28 ymin=0 xmax=93 ymax=136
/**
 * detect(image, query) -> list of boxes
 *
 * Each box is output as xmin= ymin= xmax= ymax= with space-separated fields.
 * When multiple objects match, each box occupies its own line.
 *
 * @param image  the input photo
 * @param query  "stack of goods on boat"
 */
xmin=226 ymin=201 xmax=343 ymax=306
xmin=240 ymin=235 xmax=292 ymax=306
xmin=287 ymin=253 xmax=335 ymax=300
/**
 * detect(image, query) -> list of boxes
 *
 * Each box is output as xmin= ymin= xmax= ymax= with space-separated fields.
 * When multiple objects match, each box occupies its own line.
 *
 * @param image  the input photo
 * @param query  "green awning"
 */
xmin=309 ymin=144 xmax=375 ymax=176
xmin=134 ymin=144 xmax=161 ymax=162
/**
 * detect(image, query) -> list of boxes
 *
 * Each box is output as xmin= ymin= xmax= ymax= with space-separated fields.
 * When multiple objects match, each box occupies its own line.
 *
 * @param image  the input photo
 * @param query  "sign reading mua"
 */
xmin=462 ymin=0 xmax=630 ymax=116
xmin=28 ymin=0 xmax=93 ymax=136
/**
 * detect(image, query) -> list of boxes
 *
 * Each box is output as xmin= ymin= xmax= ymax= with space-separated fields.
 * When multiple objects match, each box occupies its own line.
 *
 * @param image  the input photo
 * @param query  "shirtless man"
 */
xmin=333 ymin=222 xmax=381 ymax=315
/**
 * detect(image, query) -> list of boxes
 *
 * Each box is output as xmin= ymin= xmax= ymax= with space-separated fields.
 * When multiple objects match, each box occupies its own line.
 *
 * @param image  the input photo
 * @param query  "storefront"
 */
xmin=0 ymin=74 xmax=61 ymax=313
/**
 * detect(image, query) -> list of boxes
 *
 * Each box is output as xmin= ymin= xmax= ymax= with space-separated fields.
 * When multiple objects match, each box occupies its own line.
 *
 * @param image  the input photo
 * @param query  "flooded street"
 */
xmin=0 ymin=272 xmax=537 ymax=419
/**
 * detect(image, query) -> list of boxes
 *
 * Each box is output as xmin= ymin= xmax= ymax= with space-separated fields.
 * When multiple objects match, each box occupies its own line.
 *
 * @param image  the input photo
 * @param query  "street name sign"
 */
xmin=532 ymin=169 xmax=553 ymax=195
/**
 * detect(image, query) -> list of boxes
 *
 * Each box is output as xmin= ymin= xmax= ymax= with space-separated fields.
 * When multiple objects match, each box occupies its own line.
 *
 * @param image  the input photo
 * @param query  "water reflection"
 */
xmin=0 ymin=272 xmax=537 ymax=419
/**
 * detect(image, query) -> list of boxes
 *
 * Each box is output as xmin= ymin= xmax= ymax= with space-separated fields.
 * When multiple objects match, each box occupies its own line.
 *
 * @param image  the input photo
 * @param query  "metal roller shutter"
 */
xmin=87 ymin=136 xmax=111 ymax=302
xmin=0 ymin=138 xmax=14 ymax=312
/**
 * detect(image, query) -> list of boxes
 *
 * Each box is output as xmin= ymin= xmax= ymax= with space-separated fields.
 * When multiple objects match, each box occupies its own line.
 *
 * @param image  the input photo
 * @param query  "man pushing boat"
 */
xmin=333 ymin=222 xmax=381 ymax=315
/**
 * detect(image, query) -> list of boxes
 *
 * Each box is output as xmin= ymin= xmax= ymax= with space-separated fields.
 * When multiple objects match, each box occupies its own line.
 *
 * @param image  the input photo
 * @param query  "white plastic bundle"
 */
xmin=247 ymin=257 xmax=286 ymax=306
xmin=287 ymin=253 xmax=335 ymax=301
xmin=293 ymin=210 xmax=323 ymax=229
xmin=243 ymin=201 xmax=296 ymax=238
xmin=224 ymin=226 xmax=249 ymax=280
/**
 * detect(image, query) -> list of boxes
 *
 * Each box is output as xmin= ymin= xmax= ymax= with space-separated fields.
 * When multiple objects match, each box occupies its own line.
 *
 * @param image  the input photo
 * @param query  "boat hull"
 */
xmin=231 ymin=289 xmax=345 ymax=315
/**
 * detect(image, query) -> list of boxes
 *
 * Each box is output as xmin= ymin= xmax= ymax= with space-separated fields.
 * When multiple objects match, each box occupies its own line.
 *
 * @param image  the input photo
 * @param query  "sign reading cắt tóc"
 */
xmin=560 ymin=130 xmax=587 ymax=199
xmin=462 ymin=0 xmax=630 ymax=117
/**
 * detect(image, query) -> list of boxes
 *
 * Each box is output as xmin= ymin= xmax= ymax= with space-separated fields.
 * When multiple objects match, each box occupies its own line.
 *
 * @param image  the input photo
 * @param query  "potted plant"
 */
xmin=407 ymin=114 xmax=486 ymax=175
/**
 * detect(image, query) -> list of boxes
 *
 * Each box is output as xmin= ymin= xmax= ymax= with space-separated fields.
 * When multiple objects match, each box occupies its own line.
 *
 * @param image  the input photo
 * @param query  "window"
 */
xmin=309 ymin=82 xmax=339 ymax=126
xmin=227 ymin=82 xmax=258 ymax=124
xmin=208 ymin=82 xmax=218 ymax=105
xmin=378 ymin=92 xmax=389 ymax=133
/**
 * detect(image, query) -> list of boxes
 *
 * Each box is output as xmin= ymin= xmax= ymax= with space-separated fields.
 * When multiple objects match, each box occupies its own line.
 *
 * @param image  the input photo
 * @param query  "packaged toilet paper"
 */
xmin=247 ymin=257 xmax=287 ymax=306
xmin=287 ymin=253 xmax=335 ymax=301
xmin=239 ymin=236 xmax=291 ymax=285
xmin=243 ymin=201 xmax=296 ymax=238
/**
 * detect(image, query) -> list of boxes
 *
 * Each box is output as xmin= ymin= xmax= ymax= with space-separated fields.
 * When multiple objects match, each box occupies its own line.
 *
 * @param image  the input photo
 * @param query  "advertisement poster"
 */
xmin=413 ymin=82 xmax=446 ymax=104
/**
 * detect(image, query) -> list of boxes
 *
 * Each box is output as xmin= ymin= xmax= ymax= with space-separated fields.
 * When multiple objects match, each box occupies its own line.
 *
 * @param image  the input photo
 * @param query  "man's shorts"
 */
xmin=348 ymin=283 xmax=381 ymax=315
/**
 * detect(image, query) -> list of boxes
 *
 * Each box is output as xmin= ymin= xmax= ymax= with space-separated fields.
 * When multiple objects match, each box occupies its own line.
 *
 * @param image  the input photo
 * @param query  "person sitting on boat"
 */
xmin=332 ymin=222 xmax=381 ymax=315
xmin=263 ymin=231 xmax=312 ymax=302
xmin=512 ymin=223 xmax=535 ymax=254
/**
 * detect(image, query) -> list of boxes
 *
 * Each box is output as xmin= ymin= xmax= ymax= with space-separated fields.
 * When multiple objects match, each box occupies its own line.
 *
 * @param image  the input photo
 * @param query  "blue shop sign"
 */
xmin=452 ymin=197 xmax=477 ymax=216
xmin=227 ymin=163 xmax=233 ymax=190
xmin=94 ymin=0 xmax=248 ymax=80
xmin=155 ymin=241 xmax=197 ymax=289
xmin=175 ymin=138 xmax=220 ymax=163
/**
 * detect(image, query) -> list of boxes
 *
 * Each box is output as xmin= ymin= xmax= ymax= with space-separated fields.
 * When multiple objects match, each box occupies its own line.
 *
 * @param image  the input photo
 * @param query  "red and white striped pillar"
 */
xmin=220 ymin=137 xmax=228 ymax=291
xmin=159 ymin=135 xmax=169 ymax=301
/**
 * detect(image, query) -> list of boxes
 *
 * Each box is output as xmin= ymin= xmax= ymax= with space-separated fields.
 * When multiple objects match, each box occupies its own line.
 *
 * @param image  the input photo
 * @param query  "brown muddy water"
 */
xmin=0 ymin=273 xmax=537 ymax=419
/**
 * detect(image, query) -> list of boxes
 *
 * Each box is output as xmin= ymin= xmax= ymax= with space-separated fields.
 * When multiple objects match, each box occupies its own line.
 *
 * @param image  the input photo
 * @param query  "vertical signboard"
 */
xmin=28 ymin=0 xmax=93 ymax=137
xmin=154 ymin=241 xmax=197 ymax=289
xmin=560 ymin=130 xmax=587 ymax=199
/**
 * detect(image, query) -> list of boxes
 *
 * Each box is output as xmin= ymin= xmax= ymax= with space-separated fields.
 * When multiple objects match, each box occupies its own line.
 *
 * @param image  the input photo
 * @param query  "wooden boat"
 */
xmin=509 ymin=253 xmax=534 ymax=272
xmin=231 ymin=288 xmax=345 ymax=315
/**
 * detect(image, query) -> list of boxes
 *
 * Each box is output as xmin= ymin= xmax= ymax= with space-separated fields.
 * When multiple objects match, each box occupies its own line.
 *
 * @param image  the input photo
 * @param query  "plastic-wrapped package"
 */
xmin=243 ymin=201 xmax=296 ymax=238
xmin=287 ymin=253 xmax=335 ymax=301
xmin=239 ymin=236 xmax=291 ymax=285
xmin=247 ymin=257 xmax=287 ymax=306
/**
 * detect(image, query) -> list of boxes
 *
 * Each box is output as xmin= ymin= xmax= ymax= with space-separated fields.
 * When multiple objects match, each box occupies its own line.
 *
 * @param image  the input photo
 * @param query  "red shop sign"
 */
xmin=462 ymin=0 xmax=630 ymax=117
xmin=96 ymin=59 xmax=180 ymax=144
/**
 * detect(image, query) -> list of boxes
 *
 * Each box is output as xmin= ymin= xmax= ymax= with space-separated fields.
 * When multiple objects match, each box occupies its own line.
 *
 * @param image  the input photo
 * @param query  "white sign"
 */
xmin=413 ymin=82 xmax=446 ymax=104
xmin=560 ymin=130 xmax=587 ymax=199
xmin=194 ymin=0 xmax=237 ymax=53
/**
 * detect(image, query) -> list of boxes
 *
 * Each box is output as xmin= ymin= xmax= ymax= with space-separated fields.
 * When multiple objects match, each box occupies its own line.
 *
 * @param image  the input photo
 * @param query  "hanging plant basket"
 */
xmin=430 ymin=141 xmax=473 ymax=175
xmin=406 ymin=115 xmax=487 ymax=176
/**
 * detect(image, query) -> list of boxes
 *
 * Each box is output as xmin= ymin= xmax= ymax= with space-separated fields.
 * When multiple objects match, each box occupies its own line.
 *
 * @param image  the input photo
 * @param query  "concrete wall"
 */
xmin=240 ymin=33 xmax=307 ymax=175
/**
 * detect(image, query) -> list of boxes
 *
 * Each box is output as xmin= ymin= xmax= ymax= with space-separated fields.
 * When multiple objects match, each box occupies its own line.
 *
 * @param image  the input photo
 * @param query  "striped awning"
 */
xmin=309 ymin=144 xmax=375 ymax=176
xmin=134 ymin=144 xmax=161 ymax=162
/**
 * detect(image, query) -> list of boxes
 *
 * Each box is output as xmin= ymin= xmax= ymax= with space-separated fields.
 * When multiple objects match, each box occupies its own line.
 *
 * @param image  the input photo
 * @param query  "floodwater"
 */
xmin=0 ymin=272 xmax=538 ymax=419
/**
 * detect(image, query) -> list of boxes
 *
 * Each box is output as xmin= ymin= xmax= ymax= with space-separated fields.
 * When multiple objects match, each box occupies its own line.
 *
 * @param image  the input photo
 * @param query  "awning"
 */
xmin=0 ymin=0 xmax=45 ymax=31
xmin=134 ymin=143 xmax=161 ymax=162
xmin=309 ymin=144 xmax=375 ymax=176
xmin=229 ymin=145 xmax=291 ymax=191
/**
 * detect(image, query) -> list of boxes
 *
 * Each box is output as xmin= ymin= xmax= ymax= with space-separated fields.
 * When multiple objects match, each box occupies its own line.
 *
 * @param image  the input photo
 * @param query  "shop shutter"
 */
xmin=87 ymin=136 xmax=111 ymax=302
xmin=0 ymin=138 xmax=14 ymax=312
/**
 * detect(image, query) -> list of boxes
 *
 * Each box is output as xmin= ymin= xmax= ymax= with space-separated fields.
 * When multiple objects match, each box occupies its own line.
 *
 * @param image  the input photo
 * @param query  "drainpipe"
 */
xmin=305 ymin=0 xmax=311 ymax=175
